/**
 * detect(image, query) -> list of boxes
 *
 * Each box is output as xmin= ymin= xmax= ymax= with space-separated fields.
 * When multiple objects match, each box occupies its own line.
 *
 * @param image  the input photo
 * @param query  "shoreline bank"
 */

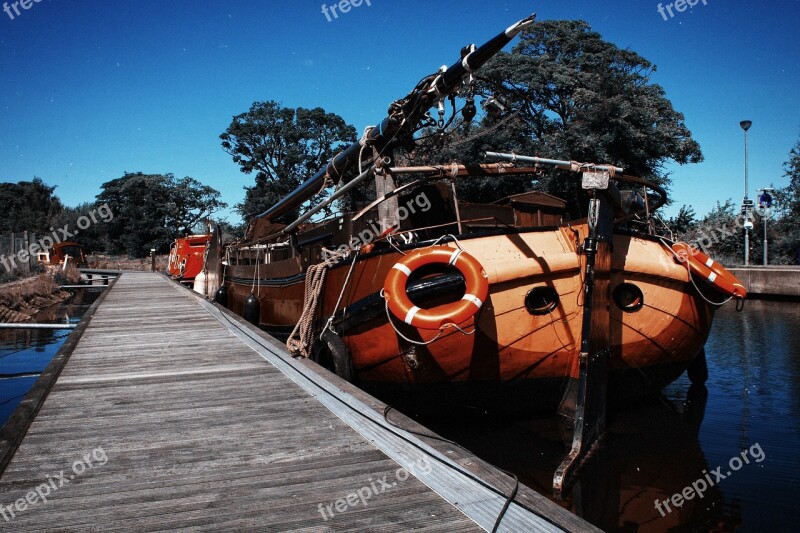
xmin=0 ymin=270 xmax=80 ymax=323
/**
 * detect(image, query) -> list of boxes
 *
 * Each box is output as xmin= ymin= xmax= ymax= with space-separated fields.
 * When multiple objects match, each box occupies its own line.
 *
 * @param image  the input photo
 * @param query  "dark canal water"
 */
xmin=0 ymin=288 xmax=102 ymax=427
xmin=421 ymin=300 xmax=800 ymax=532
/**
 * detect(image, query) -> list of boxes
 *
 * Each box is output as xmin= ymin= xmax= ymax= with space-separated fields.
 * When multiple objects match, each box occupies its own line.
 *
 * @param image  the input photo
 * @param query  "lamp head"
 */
xmin=740 ymin=120 xmax=752 ymax=132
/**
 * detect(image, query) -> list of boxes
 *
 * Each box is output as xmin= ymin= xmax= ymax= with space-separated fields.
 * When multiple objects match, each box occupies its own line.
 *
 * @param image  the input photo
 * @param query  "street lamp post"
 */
xmin=759 ymin=188 xmax=774 ymax=266
xmin=740 ymin=120 xmax=753 ymax=266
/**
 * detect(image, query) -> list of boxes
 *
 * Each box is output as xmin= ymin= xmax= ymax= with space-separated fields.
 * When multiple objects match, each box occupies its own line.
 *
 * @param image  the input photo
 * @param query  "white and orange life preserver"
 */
xmin=672 ymin=242 xmax=747 ymax=299
xmin=383 ymin=247 xmax=489 ymax=330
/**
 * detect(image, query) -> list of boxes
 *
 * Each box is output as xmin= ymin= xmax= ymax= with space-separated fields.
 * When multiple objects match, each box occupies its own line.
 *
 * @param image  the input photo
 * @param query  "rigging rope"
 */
xmin=286 ymin=262 xmax=328 ymax=358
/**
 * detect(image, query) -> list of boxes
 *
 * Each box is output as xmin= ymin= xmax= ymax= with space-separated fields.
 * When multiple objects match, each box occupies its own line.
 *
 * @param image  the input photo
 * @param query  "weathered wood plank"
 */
xmin=0 ymin=272 xmax=592 ymax=532
xmin=0 ymin=274 xmax=485 ymax=532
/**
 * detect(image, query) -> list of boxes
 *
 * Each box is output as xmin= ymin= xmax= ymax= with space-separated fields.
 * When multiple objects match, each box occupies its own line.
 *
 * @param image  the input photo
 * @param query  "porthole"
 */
xmin=524 ymin=286 xmax=559 ymax=316
xmin=613 ymin=283 xmax=644 ymax=313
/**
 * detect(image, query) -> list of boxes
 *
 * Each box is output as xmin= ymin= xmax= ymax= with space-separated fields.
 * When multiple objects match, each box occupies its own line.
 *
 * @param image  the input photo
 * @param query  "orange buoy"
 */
xmin=671 ymin=243 xmax=747 ymax=299
xmin=383 ymin=247 xmax=489 ymax=330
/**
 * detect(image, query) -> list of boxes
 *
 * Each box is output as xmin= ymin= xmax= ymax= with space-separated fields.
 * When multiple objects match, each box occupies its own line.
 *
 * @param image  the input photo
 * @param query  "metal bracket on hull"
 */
xmin=554 ymin=189 xmax=614 ymax=499
xmin=553 ymin=347 xmax=610 ymax=499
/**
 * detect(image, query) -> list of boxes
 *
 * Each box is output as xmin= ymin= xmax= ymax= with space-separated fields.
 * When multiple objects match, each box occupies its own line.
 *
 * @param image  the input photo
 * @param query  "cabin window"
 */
xmin=524 ymin=286 xmax=559 ymax=315
xmin=613 ymin=283 xmax=644 ymax=313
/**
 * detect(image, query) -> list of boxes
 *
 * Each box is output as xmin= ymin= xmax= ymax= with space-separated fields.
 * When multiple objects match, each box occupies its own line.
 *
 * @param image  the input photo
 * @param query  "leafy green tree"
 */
xmin=97 ymin=173 xmax=226 ymax=257
xmin=412 ymin=20 xmax=703 ymax=212
xmin=53 ymin=202 xmax=111 ymax=253
xmin=220 ymin=101 xmax=356 ymax=222
xmin=772 ymin=140 xmax=800 ymax=263
xmin=668 ymin=205 xmax=698 ymax=237
xmin=0 ymin=178 xmax=63 ymax=234
xmin=163 ymin=176 xmax=227 ymax=237
xmin=683 ymin=200 xmax=743 ymax=266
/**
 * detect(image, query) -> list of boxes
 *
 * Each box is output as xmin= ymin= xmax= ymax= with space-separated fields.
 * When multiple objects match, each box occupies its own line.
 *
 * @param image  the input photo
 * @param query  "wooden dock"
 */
xmin=0 ymin=273 xmax=595 ymax=531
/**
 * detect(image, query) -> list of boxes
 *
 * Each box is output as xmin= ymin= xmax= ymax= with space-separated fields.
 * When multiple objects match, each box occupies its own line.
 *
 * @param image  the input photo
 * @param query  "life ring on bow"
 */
xmin=671 ymin=243 xmax=747 ymax=299
xmin=383 ymin=247 xmax=489 ymax=330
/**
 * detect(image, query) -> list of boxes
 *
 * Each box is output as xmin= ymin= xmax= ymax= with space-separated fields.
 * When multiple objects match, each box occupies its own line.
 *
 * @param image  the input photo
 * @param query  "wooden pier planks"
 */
xmin=0 ymin=273 xmax=591 ymax=532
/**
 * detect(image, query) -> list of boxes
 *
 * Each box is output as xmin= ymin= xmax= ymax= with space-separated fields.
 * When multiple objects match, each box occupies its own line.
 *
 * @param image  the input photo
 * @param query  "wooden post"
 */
xmin=23 ymin=231 xmax=30 ymax=272
xmin=373 ymin=147 xmax=399 ymax=233
xmin=10 ymin=232 xmax=15 ymax=272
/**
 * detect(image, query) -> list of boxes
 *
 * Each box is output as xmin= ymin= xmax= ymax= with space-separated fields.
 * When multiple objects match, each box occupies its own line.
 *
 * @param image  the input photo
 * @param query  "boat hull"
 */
xmin=222 ymin=226 xmax=715 ymax=411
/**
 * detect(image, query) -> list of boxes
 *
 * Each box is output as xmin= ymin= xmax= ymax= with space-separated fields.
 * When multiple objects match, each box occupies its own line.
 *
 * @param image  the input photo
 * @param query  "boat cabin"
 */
xmin=37 ymin=241 xmax=87 ymax=268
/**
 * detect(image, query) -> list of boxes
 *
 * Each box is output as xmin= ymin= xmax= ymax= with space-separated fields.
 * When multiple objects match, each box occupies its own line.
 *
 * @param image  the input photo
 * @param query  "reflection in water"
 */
xmin=419 ymin=300 xmax=800 ymax=531
xmin=0 ymin=289 xmax=102 ymax=425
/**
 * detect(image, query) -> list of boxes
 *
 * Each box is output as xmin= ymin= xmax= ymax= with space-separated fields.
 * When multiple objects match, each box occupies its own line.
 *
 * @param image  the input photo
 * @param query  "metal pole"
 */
xmin=764 ymin=207 xmax=768 ymax=266
xmin=281 ymin=164 xmax=377 ymax=235
xmin=744 ymin=230 xmax=750 ymax=266
xmin=742 ymin=124 xmax=750 ymax=266
xmin=744 ymin=129 xmax=749 ymax=200
xmin=0 ymin=323 xmax=76 ymax=330
xmin=485 ymin=152 xmax=624 ymax=174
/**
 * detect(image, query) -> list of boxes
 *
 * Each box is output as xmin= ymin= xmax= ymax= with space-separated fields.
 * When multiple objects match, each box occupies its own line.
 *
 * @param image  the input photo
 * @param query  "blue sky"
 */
xmin=1 ymin=0 xmax=799 ymax=224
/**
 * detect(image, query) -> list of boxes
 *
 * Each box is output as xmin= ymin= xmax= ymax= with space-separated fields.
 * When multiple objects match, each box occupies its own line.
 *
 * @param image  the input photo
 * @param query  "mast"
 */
xmin=256 ymin=13 xmax=536 ymax=223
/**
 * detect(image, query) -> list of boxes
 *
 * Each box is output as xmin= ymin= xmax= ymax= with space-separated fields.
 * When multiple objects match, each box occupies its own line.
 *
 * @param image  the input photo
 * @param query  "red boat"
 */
xmin=166 ymin=235 xmax=210 ymax=282
xmin=37 ymin=241 xmax=87 ymax=268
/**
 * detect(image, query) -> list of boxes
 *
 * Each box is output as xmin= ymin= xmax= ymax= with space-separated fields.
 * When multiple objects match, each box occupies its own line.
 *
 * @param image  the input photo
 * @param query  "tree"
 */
xmin=771 ymin=139 xmax=800 ymax=263
xmin=96 ymin=173 xmax=226 ymax=257
xmin=668 ymin=205 xmax=697 ymax=237
xmin=687 ymin=200 xmax=742 ymax=266
xmin=221 ymin=102 xmax=357 ymax=222
xmin=53 ymin=203 xmax=111 ymax=253
xmin=164 ymin=176 xmax=227 ymax=236
xmin=0 ymin=178 xmax=63 ymax=234
xmin=411 ymin=20 xmax=703 ymax=212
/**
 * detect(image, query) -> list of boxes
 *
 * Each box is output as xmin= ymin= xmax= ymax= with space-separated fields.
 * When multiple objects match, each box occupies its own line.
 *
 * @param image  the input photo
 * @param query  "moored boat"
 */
xmin=201 ymin=13 xmax=745 ymax=417
xmin=36 ymin=241 xmax=87 ymax=268
xmin=166 ymin=234 xmax=211 ymax=282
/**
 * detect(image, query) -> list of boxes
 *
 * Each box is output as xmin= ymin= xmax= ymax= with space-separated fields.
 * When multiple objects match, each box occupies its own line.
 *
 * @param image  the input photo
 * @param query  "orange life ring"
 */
xmin=671 ymin=243 xmax=747 ymax=299
xmin=383 ymin=247 xmax=489 ymax=330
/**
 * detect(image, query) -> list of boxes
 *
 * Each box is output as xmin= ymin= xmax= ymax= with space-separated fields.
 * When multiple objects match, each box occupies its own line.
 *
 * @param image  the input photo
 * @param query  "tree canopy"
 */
xmin=666 ymin=137 xmax=800 ymax=266
xmin=220 ymin=101 xmax=356 ymax=222
xmin=0 ymin=178 xmax=63 ymax=234
xmin=772 ymin=139 xmax=800 ymax=263
xmin=412 ymin=20 xmax=703 ymax=210
xmin=96 ymin=173 xmax=226 ymax=257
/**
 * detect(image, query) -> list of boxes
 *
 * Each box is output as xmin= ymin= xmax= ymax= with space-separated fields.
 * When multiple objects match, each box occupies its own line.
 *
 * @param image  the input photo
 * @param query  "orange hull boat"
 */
xmin=215 ymin=220 xmax=724 ymax=411
xmin=166 ymin=234 xmax=210 ymax=281
xmin=199 ymin=15 xmax=745 ymax=414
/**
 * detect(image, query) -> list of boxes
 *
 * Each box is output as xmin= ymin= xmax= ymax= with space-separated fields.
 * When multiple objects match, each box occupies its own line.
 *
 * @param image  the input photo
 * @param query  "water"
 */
xmin=0 ymin=288 xmax=102 ymax=426
xmin=419 ymin=300 xmax=800 ymax=532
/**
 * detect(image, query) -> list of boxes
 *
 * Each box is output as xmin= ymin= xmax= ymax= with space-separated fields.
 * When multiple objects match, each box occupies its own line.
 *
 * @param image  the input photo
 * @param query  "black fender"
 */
xmin=320 ymin=329 xmax=356 ymax=383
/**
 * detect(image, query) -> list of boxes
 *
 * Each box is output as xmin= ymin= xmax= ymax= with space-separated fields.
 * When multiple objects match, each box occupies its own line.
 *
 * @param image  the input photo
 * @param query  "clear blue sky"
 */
xmin=1 ymin=0 xmax=799 ymax=223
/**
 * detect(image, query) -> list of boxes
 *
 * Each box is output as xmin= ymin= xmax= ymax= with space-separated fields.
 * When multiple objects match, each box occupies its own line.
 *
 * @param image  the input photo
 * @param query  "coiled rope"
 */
xmin=287 ymin=263 xmax=328 ymax=358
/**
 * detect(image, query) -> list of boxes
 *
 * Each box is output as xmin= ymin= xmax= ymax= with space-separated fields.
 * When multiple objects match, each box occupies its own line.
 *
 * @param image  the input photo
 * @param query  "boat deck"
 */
xmin=0 ymin=273 xmax=594 ymax=531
